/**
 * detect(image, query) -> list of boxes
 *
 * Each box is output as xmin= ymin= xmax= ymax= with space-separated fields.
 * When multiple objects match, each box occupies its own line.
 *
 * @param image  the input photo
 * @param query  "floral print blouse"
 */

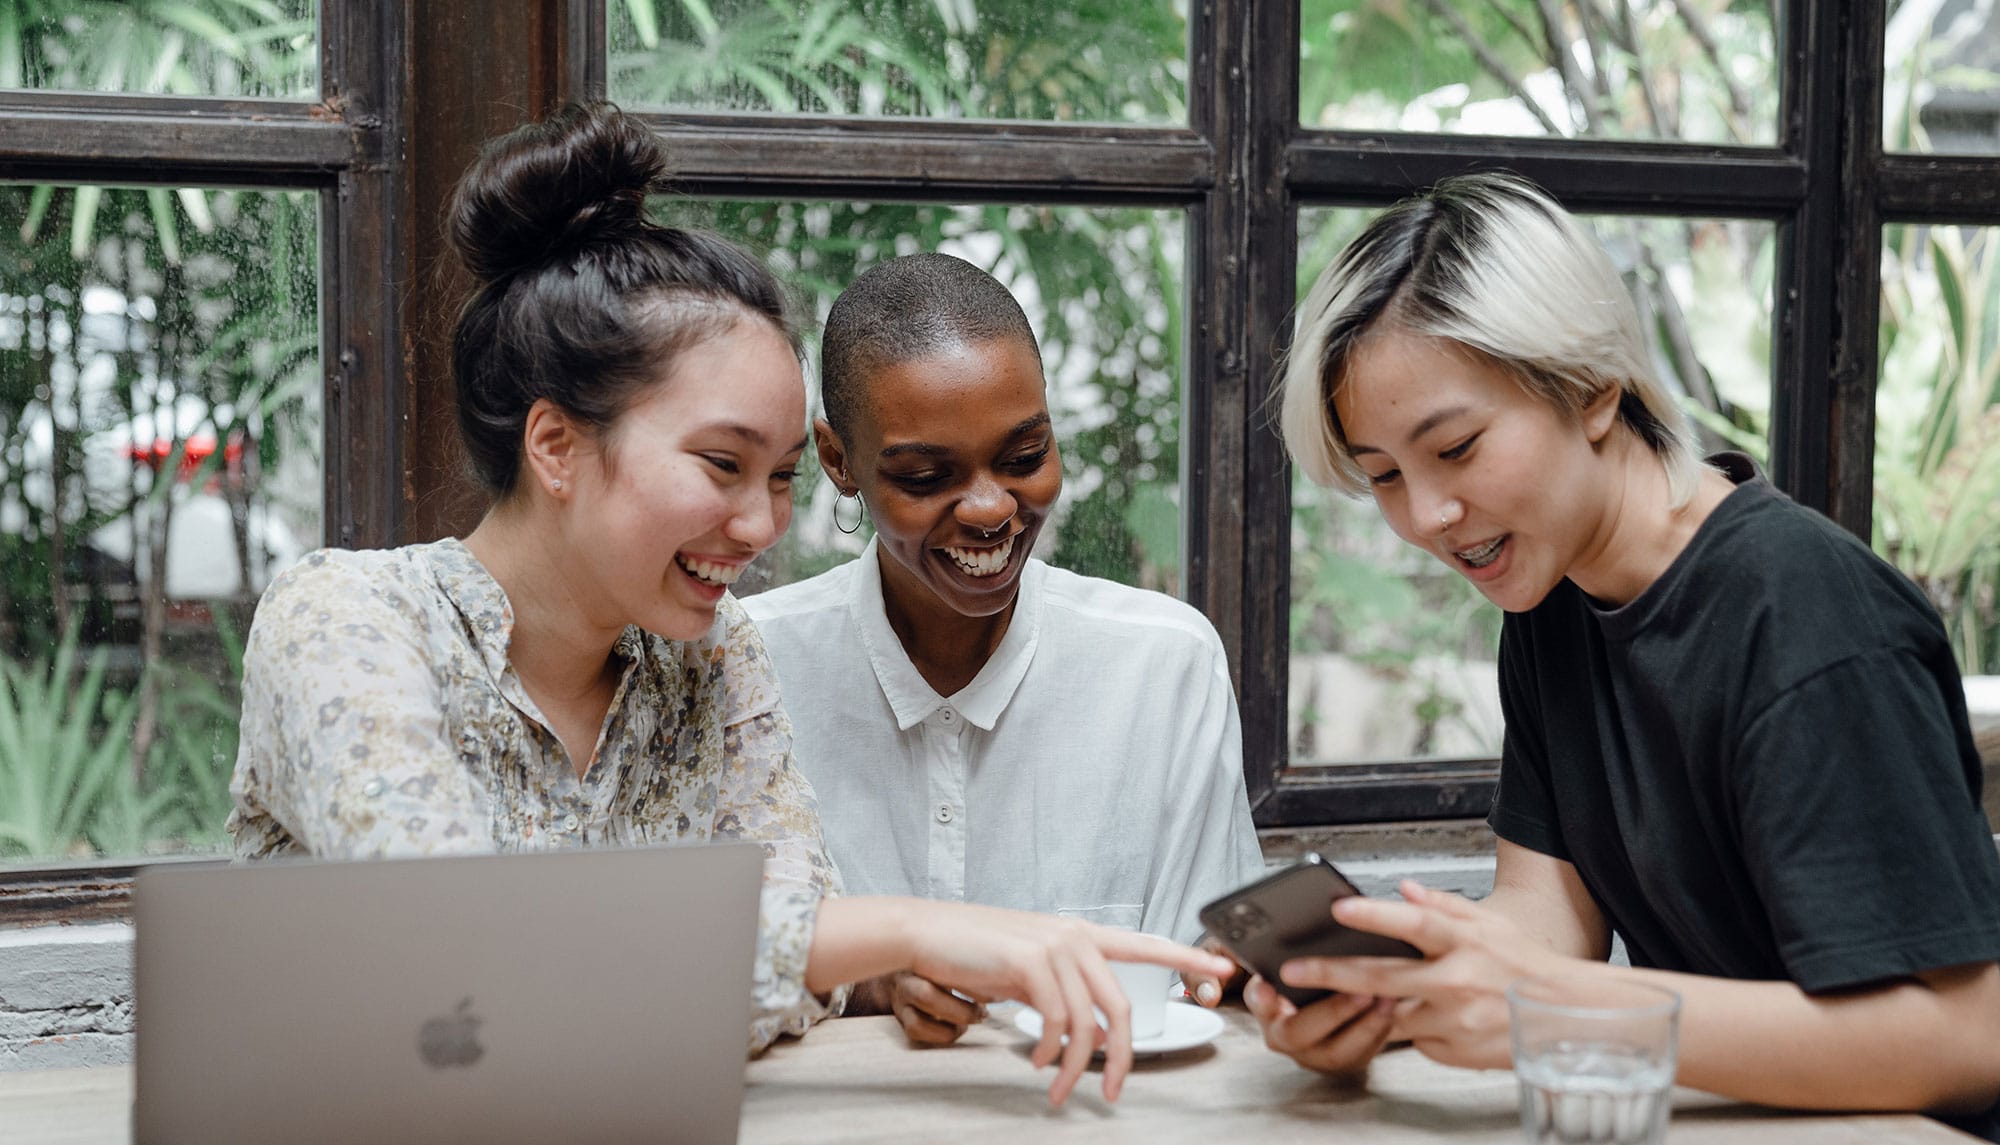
xmin=228 ymin=538 xmax=845 ymax=1053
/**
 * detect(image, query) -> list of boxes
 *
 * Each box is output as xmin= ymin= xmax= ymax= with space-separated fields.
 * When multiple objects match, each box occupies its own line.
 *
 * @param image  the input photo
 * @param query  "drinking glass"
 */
xmin=1507 ymin=976 xmax=1682 ymax=1145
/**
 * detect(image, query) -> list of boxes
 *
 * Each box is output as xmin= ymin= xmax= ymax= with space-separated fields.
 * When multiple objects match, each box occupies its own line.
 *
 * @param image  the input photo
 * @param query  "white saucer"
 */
xmin=1012 ymin=1002 xmax=1226 ymax=1056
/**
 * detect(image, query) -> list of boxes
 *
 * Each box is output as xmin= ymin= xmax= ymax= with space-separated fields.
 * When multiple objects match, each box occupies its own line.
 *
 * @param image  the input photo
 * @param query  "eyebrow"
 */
xmin=1347 ymin=405 xmax=1471 ymax=457
xmin=877 ymin=413 xmax=1052 ymax=460
xmin=708 ymin=424 xmax=810 ymax=453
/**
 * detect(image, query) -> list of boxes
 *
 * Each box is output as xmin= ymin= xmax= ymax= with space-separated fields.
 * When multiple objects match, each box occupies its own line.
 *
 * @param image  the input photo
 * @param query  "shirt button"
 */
xmin=562 ymin=813 xmax=581 ymax=832
xmin=939 ymin=707 xmax=956 ymax=724
xmin=935 ymin=804 xmax=954 ymax=824
xmin=362 ymin=779 xmax=387 ymax=798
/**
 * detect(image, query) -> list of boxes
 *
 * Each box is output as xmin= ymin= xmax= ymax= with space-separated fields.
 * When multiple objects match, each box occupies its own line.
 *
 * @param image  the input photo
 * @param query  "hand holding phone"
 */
xmin=1198 ymin=853 xmax=1421 ymax=1007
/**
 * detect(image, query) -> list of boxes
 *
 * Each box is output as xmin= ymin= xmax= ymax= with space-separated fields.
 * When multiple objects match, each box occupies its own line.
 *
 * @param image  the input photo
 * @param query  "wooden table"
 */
xmin=0 ymin=1007 xmax=1978 ymax=1143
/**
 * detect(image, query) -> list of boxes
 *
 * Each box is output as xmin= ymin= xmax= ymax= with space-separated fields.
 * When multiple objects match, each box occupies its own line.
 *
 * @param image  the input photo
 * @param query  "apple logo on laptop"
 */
xmin=418 ymin=997 xmax=485 ymax=1069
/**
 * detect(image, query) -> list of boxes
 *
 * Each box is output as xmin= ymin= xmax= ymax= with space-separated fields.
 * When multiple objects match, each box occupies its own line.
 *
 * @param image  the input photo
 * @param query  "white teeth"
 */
xmin=676 ymin=555 xmax=744 ymax=587
xmin=1455 ymin=536 xmax=1505 ymax=569
xmin=943 ymin=536 xmax=1015 ymax=578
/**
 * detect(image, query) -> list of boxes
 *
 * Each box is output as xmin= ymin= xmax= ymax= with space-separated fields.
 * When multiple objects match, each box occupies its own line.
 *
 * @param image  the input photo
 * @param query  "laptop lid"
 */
xmin=134 ymin=843 xmax=763 ymax=1145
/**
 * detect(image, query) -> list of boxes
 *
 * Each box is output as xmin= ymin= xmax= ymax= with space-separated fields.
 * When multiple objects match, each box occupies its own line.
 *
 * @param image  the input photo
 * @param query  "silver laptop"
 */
xmin=134 ymin=843 xmax=764 ymax=1145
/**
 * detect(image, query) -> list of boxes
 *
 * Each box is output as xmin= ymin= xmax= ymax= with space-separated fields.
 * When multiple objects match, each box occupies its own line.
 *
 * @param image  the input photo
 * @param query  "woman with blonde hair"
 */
xmin=1258 ymin=173 xmax=2000 ymax=1139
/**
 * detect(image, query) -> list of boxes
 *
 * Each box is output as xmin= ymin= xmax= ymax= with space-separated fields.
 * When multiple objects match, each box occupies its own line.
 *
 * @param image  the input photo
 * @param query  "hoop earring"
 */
xmin=833 ymin=489 xmax=865 ymax=535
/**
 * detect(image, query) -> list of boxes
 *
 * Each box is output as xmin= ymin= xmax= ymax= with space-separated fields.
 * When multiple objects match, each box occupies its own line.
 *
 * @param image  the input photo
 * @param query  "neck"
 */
xmin=462 ymin=500 xmax=624 ymax=700
xmin=876 ymin=544 xmax=1018 ymax=697
xmin=1566 ymin=433 xmax=1733 ymax=608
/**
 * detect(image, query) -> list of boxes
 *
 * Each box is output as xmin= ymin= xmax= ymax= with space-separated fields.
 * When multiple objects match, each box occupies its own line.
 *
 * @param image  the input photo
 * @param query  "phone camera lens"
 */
xmin=1225 ymin=902 xmax=1269 ymax=936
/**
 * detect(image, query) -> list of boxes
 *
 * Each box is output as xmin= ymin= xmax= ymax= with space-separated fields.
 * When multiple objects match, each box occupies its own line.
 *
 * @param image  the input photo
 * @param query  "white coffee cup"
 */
xmin=1108 ymin=960 xmax=1171 ymax=1040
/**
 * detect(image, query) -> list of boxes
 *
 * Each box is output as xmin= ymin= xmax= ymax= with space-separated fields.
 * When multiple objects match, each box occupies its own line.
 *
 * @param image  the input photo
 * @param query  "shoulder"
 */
xmin=249 ymin=545 xmax=440 ymax=645
xmin=1683 ymin=485 xmax=1941 ymax=652
xmin=1035 ymin=563 xmax=1228 ymax=667
xmin=740 ymin=561 xmax=854 ymax=627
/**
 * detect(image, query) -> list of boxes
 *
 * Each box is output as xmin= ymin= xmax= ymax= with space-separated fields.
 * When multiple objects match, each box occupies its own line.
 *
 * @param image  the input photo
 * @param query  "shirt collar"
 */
xmin=427 ymin=537 xmax=517 ymax=680
xmin=846 ymin=538 xmax=1044 ymax=732
xmin=427 ymin=536 xmax=647 ymax=734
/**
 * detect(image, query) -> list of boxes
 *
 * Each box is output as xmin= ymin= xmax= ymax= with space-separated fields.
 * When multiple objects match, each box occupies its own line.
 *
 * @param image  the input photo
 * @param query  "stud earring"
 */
xmin=551 ymin=479 xmax=564 ymax=492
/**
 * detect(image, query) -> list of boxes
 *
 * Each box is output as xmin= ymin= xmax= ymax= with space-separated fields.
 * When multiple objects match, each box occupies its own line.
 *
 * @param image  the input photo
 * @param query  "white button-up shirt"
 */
xmin=745 ymin=541 xmax=1266 ymax=944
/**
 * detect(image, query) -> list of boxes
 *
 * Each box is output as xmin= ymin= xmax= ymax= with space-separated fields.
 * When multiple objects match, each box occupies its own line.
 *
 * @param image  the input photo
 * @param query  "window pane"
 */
xmin=1301 ymin=0 xmax=1778 ymax=145
xmin=1876 ymin=224 xmax=2000 ymax=676
xmin=0 ymin=183 xmax=321 ymax=861
xmin=1289 ymin=207 xmax=1774 ymax=765
xmin=1886 ymin=0 xmax=2000 ymax=155
xmin=651 ymin=200 xmax=1184 ymax=596
xmin=0 ymin=1 xmax=317 ymax=99
xmin=610 ymin=0 xmax=1186 ymax=123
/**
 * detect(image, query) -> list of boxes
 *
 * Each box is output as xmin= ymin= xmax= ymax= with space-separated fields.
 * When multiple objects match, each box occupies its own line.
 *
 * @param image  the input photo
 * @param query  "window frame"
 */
xmin=583 ymin=2 xmax=2000 ymax=827
xmin=0 ymin=0 xmax=406 ymax=921
xmin=5 ymin=2 xmax=1998 ymax=923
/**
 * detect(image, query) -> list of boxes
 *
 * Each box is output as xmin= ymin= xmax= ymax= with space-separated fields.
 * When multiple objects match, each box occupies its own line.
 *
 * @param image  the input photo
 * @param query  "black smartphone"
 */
xmin=1198 ymin=853 xmax=1421 ymax=1008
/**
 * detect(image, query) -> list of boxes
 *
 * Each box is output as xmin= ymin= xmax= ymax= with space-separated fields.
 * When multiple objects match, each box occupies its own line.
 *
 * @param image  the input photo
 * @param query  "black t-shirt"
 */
xmin=1488 ymin=453 xmax=2000 ymax=1140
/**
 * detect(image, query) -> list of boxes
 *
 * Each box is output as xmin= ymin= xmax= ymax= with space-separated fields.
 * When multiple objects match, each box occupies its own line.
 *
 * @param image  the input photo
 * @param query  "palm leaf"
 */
xmin=18 ymin=184 xmax=54 ymax=244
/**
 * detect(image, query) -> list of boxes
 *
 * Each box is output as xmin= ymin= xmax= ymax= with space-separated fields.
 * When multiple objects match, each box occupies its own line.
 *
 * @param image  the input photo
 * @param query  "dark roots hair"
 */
xmin=448 ymin=100 xmax=801 ymax=495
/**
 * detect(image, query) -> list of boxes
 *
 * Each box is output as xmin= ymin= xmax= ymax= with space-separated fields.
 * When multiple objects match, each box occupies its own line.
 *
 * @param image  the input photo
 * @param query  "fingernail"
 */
xmin=1197 ymin=982 xmax=1221 ymax=1005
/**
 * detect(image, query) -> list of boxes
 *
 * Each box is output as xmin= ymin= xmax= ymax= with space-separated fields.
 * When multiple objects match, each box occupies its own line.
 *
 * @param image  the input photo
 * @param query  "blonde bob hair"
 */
xmin=1279 ymin=173 xmax=1705 ymax=506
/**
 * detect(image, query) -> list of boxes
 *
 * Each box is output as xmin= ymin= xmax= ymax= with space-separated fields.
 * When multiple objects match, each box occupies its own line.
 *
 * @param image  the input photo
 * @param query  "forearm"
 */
xmin=803 ymin=897 xmax=919 ymax=995
xmin=1581 ymin=960 xmax=2000 ymax=1115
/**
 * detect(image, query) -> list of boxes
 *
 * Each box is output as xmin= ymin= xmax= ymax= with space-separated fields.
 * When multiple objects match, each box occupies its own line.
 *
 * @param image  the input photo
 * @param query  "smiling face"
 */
xmin=559 ymin=315 xmax=807 ymax=640
xmin=825 ymin=336 xmax=1061 ymax=620
xmin=1333 ymin=330 xmax=1620 ymax=613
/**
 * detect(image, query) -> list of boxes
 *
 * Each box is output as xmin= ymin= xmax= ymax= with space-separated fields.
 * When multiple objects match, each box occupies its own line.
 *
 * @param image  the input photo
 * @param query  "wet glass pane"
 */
xmin=1876 ymin=224 xmax=2000 ymax=680
xmin=1886 ymin=0 xmax=2000 ymax=155
xmin=610 ymin=0 xmax=1186 ymax=123
xmin=0 ymin=183 xmax=321 ymax=861
xmin=652 ymin=200 xmax=1184 ymax=596
xmin=0 ymin=0 xmax=317 ymax=99
xmin=1301 ymin=0 xmax=1778 ymax=145
xmin=1289 ymin=207 xmax=1774 ymax=765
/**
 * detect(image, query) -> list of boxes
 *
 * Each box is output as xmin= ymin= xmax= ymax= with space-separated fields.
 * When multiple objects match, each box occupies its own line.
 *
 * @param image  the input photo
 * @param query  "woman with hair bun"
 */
xmin=227 ymin=101 xmax=1227 ymax=1108
xmin=1256 ymin=172 xmax=2000 ymax=1139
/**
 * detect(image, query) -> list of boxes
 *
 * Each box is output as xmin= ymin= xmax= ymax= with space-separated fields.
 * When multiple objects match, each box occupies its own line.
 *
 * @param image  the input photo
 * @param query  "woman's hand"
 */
xmin=899 ymin=902 xmax=1234 ymax=1106
xmin=886 ymin=970 xmax=985 ymax=1046
xmin=808 ymin=896 xmax=1233 ymax=1107
xmin=1272 ymin=880 xmax=1573 ymax=1071
xmin=1181 ymin=936 xmax=1246 ymax=1008
xmin=1244 ymin=973 xmax=1398 ymax=1076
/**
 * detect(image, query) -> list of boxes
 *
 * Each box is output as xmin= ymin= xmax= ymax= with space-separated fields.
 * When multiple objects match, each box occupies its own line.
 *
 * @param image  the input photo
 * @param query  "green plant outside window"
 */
xmin=0 ymin=0 xmax=317 ymax=98
xmin=609 ymin=0 xmax=1187 ymax=123
xmin=1300 ymin=0 xmax=1779 ymax=144
xmin=1 ymin=182 xmax=322 ymax=862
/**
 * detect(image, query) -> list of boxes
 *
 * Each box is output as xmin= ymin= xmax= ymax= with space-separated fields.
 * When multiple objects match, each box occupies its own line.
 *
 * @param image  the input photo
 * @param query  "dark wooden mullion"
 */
xmin=1286 ymin=134 xmax=1804 ymax=217
xmin=1186 ymin=0 xmax=1297 ymax=821
xmin=399 ymin=1 xmax=577 ymax=544
xmin=638 ymin=113 xmax=1214 ymax=202
xmin=1876 ymin=155 xmax=2000 ymax=223
xmin=574 ymin=0 xmax=608 ymax=102
xmin=0 ymin=97 xmax=351 ymax=183
xmin=1824 ymin=3 xmax=1888 ymax=537
xmin=319 ymin=0 xmax=408 ymax=550
xmin=1771 ymin=0 xmax=1879 ymax=531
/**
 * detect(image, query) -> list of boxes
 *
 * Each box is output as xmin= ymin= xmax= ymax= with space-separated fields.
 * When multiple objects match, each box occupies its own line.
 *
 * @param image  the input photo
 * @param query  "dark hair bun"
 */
xmin=448 ymin=101 xmax=670 ymax=283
